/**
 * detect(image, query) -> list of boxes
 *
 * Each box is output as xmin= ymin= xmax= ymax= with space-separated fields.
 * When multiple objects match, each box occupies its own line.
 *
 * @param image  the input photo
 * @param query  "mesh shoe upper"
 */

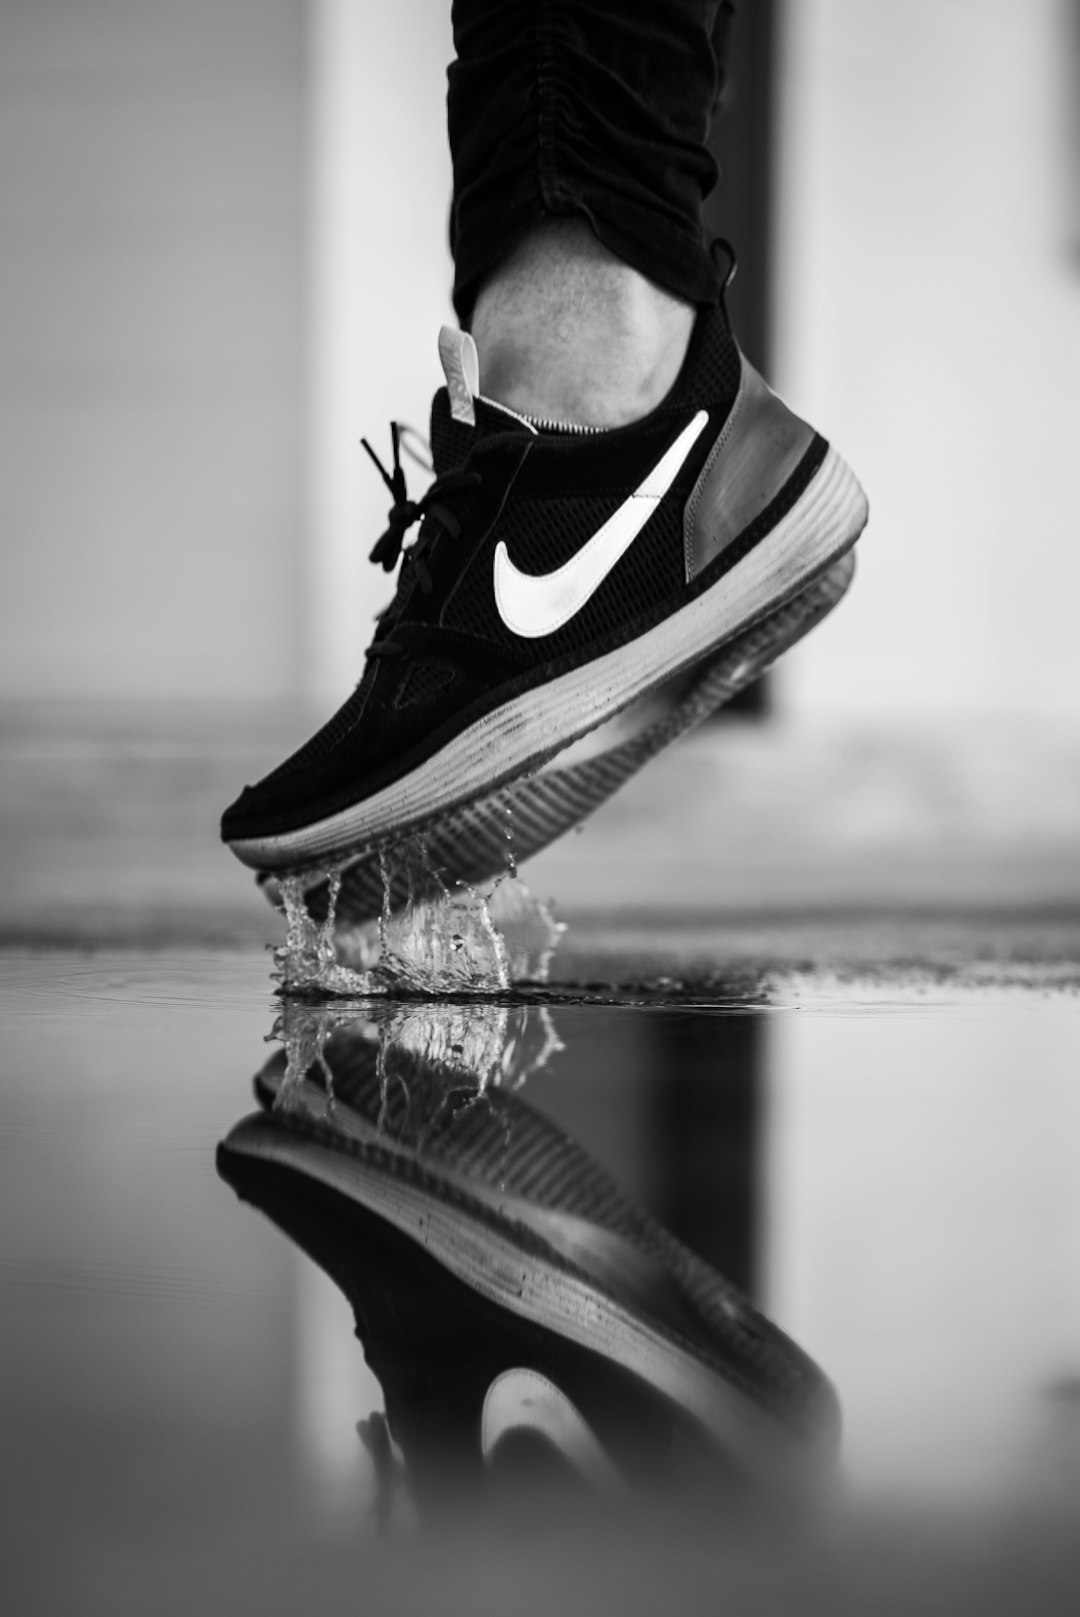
xmin=220 ymin=303 xmax=811 ymax=845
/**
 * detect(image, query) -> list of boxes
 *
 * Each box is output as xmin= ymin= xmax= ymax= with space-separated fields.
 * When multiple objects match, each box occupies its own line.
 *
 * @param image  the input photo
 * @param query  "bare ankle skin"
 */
xmin=470 ymin=220 xmax=696 ymax=429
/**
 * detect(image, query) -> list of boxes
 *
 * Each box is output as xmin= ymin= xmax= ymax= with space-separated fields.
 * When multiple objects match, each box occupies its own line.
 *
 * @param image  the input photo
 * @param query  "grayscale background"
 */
xmin=2 ymin=5 xmax=1080 ymax=1615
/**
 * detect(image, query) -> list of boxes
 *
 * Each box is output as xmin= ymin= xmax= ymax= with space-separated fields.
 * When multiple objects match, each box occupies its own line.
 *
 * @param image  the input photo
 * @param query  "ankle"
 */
xmin=470 ymin=220 xmax=695 ymax=429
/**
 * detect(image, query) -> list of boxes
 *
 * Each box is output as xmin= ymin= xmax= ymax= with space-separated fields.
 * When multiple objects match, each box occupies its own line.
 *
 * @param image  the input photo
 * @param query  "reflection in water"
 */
xmin=12 ymin=959 xmax=1080 ymax=1608
xmin=217 ymin=1001 xmax=838 ymax=1526
xmin=648 ymin=1015 xmax=762 ymax=1296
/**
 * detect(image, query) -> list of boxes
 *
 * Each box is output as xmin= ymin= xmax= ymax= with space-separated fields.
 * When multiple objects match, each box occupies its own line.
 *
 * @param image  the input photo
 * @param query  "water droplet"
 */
xmin=272 ymin=825 xmax=564 ymax=998
xmin=503 ymin=802 xmax=518 ymax=878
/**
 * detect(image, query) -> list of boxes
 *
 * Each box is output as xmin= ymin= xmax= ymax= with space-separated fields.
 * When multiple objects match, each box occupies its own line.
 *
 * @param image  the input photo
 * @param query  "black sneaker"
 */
xmin=221 ymin=305 xmax=867 ymax=871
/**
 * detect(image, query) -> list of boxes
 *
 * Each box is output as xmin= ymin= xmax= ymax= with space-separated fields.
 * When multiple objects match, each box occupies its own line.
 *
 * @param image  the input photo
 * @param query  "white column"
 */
xmin=307 ymin=0 xmax=455 ymax=703
xmin=772 ymin=0 xmax=1080 ymax=719
xmin=763 ymin=999 xmax=1080 ymax=1500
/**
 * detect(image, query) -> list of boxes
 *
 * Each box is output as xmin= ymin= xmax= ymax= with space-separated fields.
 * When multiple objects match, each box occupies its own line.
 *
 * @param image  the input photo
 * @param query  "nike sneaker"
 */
xmin=221 ymin=304 xmax=867 ymax=872
xmin=217 ymin=1012 xmax=841 ymax=1499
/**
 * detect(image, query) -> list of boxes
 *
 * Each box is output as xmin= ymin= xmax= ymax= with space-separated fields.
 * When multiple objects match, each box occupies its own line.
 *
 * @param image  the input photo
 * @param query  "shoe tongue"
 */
xmin=430 ymin=325 xmax=536 ymax=476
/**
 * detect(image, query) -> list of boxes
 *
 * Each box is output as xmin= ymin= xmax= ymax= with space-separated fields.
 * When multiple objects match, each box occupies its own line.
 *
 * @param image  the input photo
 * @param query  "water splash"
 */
xmin=271 ymin=992 xmax=563 ymax=1138
xmin=374 ymin=835 xmax=511 ymax=993
xmin=273 ymin=824 xmax=565 ymax=998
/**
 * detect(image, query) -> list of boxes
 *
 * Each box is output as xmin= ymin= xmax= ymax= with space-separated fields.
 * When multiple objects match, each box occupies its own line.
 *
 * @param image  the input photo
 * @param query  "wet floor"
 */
xmin=4 ymin=947 xmax=1080 ymax=1615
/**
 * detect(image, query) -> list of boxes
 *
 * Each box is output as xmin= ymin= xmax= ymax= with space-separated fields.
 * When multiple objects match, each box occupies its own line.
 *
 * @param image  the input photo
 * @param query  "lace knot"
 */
xmin=361 ymin=425 xmax=418 ymax=572
xmin=361 ymin=423 xmax=481 ymax=577
xmin=359 ymin=422 xmax=482 ymax=662
xmin=368 ymin=499 xmax=423 ymax=572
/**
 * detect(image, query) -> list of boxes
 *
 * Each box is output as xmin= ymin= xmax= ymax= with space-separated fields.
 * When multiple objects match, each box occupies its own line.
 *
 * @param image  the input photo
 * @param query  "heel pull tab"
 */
xmin=438 ymin=327 xmax=480 ymax=426
xmin=709 ymin=237 xmax=738 ymax=294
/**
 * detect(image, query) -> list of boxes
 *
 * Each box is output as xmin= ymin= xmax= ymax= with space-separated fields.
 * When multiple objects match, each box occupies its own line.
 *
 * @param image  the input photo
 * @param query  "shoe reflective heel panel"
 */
xmin=684 ymin=355 xmax=819 ymax=582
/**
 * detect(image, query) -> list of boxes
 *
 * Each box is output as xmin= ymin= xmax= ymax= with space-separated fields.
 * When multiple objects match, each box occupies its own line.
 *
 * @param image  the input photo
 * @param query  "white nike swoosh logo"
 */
xmin=481 ymin=1368 xmax=625 ymax=1490
xmin=492 ymin=410 xmax=710 ymax=639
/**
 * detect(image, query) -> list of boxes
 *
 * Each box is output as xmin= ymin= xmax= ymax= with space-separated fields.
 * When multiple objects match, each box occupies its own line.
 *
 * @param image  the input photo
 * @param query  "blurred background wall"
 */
xmin=775 ymin=0 xmax=1080 ymax=720
xmin=1 ymin=0 xmax=1078 ymax=717
xmin=0 ymin=0 xmax=307 ymax=700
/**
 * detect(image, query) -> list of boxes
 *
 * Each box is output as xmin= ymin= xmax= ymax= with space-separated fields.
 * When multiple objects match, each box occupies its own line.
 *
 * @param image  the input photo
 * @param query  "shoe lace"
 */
xmin=360 ymin=423 xmax=481 ymax=660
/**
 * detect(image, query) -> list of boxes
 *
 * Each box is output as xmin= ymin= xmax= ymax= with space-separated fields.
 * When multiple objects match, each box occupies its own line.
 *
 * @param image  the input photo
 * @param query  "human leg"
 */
xmin=456 ymin=0 xmax=735 ymax=428
xmin=470 ymin=219 xmax=696 ymax=429
xmin=448 ymin=0 xmax=735 ymax=324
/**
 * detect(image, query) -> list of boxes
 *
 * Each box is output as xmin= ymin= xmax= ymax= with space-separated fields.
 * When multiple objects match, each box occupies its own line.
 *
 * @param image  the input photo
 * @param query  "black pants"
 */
xmin=448 ymin=0 xmax=736 ymax=323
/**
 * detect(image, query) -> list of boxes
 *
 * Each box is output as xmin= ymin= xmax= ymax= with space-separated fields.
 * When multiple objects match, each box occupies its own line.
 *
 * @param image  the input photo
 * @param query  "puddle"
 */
xmin=219 ymin=995 xmax=839 ymax=1519
xmin=3 ymin=952 xmax=1080 ymax=1611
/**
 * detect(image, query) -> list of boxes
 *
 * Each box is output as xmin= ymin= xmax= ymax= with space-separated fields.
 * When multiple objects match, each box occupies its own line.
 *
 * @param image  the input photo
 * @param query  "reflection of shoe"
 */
xmin=218 ymin=1114 xmax=645 ymax=1509
xmin=217 ymin=1025 xmax=840 ymax=1496
xmin=221 ymin=307 xmax=866 ymax=873
xmin=259 ymin=551 xmax=855 ymax=928
xmin=482 ymin=1367 xmax=625 ymax=1492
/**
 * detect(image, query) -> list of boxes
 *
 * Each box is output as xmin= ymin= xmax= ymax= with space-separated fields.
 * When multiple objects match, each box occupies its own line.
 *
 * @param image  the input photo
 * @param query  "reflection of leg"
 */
xmin=452 ymin=2 xmax=737 ymax=429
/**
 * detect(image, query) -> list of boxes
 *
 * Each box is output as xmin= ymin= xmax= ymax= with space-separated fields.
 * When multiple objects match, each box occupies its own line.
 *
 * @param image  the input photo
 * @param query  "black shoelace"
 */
xmin=360 ymin=423 xmax=481 ymax=660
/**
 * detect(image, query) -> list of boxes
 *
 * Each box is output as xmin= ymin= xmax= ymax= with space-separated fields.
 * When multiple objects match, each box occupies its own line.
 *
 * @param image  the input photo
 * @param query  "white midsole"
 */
xmin=230 ymin=447 xmax=867 ymax=869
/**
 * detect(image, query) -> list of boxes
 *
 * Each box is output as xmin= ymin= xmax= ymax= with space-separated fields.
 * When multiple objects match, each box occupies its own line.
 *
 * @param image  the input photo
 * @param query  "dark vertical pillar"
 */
xmin=704 ymin=0 xmax=779 ymax=716
xmin=646 ymin=1012 xmax=763 ymax=1300
xmin=705 ymin=0 xmax=779 ymax=377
